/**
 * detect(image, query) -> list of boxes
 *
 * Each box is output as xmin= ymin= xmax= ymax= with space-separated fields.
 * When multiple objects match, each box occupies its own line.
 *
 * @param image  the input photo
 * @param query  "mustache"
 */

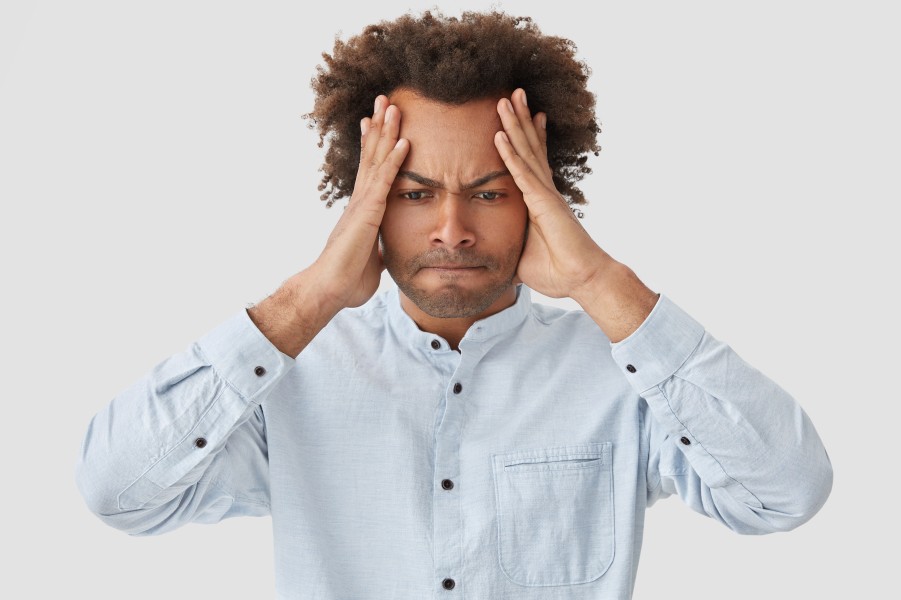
xmin=408 ymin=248 xmax=499 ymax=271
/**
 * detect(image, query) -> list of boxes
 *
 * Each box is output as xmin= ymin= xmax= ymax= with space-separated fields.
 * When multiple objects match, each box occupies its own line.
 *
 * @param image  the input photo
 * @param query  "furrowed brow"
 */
xmin=397 ymin=169 xmax=511 ymax=191
xmin=460 ymin=170 xmax=511 ymax=190
xmin=396 ymin=171 xmax=443 ymax=188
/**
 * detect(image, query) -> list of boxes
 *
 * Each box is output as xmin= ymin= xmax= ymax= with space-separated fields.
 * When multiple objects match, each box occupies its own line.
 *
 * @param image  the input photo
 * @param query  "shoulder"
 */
xmin=329 ymin=290 xmax=391 ymax=333
xmin=526 ymin=299 xmax=611 ymax=344
xmin=296 ymin=291 xmax=391 ymax=364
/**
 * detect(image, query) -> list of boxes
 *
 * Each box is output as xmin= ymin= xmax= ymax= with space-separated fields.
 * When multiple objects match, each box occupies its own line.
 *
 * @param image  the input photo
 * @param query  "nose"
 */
xmin=430 ymin=197 xmax=475 ymax=250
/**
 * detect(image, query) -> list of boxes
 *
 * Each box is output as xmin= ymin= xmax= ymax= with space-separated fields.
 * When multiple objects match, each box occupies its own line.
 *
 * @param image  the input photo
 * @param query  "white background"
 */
xmin=1 ymin=0 xmax=897 ymax=597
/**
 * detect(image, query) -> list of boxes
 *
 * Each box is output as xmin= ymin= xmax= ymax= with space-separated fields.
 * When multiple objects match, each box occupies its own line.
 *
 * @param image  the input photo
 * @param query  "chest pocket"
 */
xmin=491 ymin=442 xmax=614 ymax=586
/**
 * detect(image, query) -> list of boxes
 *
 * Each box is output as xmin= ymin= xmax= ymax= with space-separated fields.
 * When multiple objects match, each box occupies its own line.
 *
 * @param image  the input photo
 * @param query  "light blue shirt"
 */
xmin=76 ymin=285 xmax=832 ymax=599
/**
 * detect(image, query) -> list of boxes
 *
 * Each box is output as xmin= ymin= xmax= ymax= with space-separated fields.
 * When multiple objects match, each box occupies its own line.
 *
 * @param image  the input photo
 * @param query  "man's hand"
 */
xmin=494 ymin=88 xmax=658 ymax=342
xmin=310 ymin=95 xmax=409 ymax=313
xmin=248 ymin=96 xmax=408 ymax=356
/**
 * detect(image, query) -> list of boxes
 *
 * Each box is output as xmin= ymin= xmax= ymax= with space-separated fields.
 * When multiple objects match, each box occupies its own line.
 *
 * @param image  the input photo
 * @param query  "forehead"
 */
xmin=387 ymin=88 xmax=506 ymax=179
xmin=390 ymin=89 xmax=505 ymax=144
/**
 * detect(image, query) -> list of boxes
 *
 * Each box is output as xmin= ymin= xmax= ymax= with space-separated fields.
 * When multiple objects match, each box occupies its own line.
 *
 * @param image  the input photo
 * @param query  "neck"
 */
xmin=399 ymin=286 xmax=518 ymax=351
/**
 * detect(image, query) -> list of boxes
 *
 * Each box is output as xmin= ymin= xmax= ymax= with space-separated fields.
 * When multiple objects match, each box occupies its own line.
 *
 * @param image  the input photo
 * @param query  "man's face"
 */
xmin=380 ymin=88 xmax=529 ymax=319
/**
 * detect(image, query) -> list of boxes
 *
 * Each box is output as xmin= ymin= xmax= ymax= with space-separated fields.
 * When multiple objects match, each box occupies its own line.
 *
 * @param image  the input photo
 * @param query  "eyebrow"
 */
xmin=396 ymin=169 xmax=511 ymax=191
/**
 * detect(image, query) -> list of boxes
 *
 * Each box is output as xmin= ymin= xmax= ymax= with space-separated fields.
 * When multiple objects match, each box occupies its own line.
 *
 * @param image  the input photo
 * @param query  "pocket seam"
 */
xmin=504 ymin=454 xmax=605 ymax=473
xmin=492 ymin=442 xmax=616 ymax=587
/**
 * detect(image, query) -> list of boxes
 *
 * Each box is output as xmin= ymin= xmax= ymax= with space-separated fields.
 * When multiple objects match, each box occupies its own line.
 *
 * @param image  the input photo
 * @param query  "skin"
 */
xmin=247 ymin=87 xmax=659 ymax=356
xmin=380 ymin=89 xmax=528 ymax=347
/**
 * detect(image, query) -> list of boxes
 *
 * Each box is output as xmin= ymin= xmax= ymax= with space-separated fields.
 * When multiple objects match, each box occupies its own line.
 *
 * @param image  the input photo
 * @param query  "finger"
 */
xmin=533 ymin=112 xmax=552 ymax=178
xmin=494 ymin=130 xmax=541 ymax=195
xmin=375 ymin=137 xmax=409 ymax=189
xmin=495 ymin=130 xmax=566 ymax=218
xmin=512 ymin=89 xmax=543 ymax=155
xmin=497 ymin=95 xmax=548 ymax=183
xmin=351 ymin=95 xmax=408 ymax=211
xmin=359 ymin=117 xmax=371 ymax=152
xmin=371 ymin=103 xmax=402 ymax=166
xmin=357 ymin=137 xmax=410 ymax=213
xmin=533 ymin=112 xmax=548 ymax=156
xmin=360 ymin=96 xmax=386 ymax=164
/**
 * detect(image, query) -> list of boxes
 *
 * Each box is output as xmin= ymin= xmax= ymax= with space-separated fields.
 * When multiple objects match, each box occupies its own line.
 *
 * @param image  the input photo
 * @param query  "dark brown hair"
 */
xmin=305 ymin=9 xmax=601 ymax=207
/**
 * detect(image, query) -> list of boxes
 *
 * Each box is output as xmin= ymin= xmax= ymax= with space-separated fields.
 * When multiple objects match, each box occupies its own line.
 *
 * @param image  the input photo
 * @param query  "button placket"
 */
xmin=433 ymin=366 xmax=470 ymax=596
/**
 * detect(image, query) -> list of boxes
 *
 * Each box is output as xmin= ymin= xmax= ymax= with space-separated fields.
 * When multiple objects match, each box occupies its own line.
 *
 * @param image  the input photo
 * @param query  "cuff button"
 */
xmin=254 ymin=366 xmax=267 ymax=377
xmin=626 ymin=364 xmax=636 ymax=373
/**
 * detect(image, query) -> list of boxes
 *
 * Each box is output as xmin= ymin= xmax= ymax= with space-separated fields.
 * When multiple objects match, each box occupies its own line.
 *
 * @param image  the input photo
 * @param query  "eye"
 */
xmin=400 ymin=191 xmax=431 ymax=201
xmin=475 ymin=191 xmax=504 ymax=201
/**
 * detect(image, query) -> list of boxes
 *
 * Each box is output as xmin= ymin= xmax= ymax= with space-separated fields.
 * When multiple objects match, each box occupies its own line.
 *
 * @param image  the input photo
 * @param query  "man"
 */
xmin=76 ymin=10 xmax=832 ymax=599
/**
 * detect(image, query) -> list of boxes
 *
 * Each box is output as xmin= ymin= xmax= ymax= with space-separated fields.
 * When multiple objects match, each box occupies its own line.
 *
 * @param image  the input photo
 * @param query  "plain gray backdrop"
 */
xmin=1 ymin=0 xmax=897 ymax=597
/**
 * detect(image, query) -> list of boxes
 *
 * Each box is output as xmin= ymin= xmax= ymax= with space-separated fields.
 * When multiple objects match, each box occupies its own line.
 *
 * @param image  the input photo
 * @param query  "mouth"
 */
xmin=425 ymin=264 xmax=483 ymax=270
xmin=421 ymin=264 xmax=485 ymax=275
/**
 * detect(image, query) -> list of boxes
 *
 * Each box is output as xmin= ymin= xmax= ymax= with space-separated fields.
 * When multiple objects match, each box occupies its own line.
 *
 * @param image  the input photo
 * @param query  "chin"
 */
xmin=399 ymin=278 xmax=515 ymax=319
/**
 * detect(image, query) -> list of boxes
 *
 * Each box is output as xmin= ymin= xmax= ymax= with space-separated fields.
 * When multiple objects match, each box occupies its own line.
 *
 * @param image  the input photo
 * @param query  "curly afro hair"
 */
xmin=304 ymin=9 xmax=601 ymax=208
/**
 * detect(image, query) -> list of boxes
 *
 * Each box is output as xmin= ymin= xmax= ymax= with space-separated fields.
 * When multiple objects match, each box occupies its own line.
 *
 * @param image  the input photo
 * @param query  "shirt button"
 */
xmin=626 ymin=364 xmax=637 ymax=373
xmin=194 ymin=437 xmax=207 ymax=449
xmin=441 ymin=479 xmax=454 ymax=490
xmin=453 ymin=382 xmax=462 ymax=394
xmin=680 ymin=436 xmax=691 ymax=445
xmin=442 ymin=578 xmax=456 ymax=590
xmin=431 ymin=339 xmax=441 ymax=350
xmin=254 ymin=366 xmax=267 ymax=377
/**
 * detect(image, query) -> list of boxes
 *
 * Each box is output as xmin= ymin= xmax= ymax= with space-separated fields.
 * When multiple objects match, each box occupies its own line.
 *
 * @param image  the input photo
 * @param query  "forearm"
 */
xmin=617 ymin=295 xmax=833 ymax=532
xmin=247 ymin=267 xmax=343 ymax=358
xmin=76 ymin=309 xmax=293 ymax=533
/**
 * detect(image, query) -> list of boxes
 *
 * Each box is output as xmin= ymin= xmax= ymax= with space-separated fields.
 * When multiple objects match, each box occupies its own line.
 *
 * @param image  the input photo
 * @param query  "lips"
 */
xmin=427 ymin=264 xmax=481 ymax=269
xmin=408 ymin=250 xmax=497 ymax=273
xmin=421 ymin=264 xmax=485 ymax=276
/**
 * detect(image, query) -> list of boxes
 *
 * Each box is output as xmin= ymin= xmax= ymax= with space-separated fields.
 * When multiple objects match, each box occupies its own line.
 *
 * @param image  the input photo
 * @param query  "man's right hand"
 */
xmin=309 ymin=95 xmax=409 ymax=312
xmin=247 ymin=95 xmax=409 ymax=357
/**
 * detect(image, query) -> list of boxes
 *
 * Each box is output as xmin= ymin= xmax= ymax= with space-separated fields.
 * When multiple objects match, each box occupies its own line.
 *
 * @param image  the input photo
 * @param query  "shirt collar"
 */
xmin=385 ymin=284 xmax=532 ymax=350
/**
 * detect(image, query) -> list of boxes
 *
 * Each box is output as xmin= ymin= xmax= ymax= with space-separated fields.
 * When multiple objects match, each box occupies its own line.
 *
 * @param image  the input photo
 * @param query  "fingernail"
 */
xmin=385 ymin=105 xmax=392 ymax=123
xmin=540 ymin=114 xmax=546 ymax=129
xmin=521 ymin=90 xmax=528 ymax=107
xmin=374 ymin=97 xmax=381 ymax=113
xmin=504 ymin=98 xmax=514 ymax=112
xmin=360 ymin=118 xmax=368 ymax=135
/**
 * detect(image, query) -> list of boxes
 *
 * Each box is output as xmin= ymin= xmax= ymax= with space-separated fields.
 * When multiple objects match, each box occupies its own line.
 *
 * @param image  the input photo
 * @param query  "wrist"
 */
xmin=572 ymin=262 xmax=659 ymax=343
xmin=246 ymin=267 xmax=342 ymax=358
xmin=283 ymin=266 xmax=344 ymax=326
xmin=569 ymin=254 xmax=622 ymax=309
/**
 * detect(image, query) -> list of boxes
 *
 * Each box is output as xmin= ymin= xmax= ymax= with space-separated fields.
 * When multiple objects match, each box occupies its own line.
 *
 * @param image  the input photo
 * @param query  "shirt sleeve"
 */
xmin=610 ymin=294 xmax=833 ymax=534
xmin=75 ymin=309 xmax=295 ymax=536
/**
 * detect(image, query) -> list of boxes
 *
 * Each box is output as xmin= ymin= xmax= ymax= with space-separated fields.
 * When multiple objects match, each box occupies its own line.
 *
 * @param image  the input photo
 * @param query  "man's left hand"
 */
xmin=494 ymin=88 xmax=658 ymax=342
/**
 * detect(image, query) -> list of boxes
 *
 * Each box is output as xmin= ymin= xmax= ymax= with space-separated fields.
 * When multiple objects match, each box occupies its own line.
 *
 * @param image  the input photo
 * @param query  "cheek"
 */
xmin=384 ymin=199 xmax=441 ymax=234
xmin=487 ymin=200 xmax=528 ymax=242
xmin=380 ymin=203 xmax=428 ymax=256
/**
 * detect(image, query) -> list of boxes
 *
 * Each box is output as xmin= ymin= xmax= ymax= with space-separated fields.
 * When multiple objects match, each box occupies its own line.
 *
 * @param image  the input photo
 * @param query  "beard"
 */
xmin=381 ymin=241 xmax=523 ymax=319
